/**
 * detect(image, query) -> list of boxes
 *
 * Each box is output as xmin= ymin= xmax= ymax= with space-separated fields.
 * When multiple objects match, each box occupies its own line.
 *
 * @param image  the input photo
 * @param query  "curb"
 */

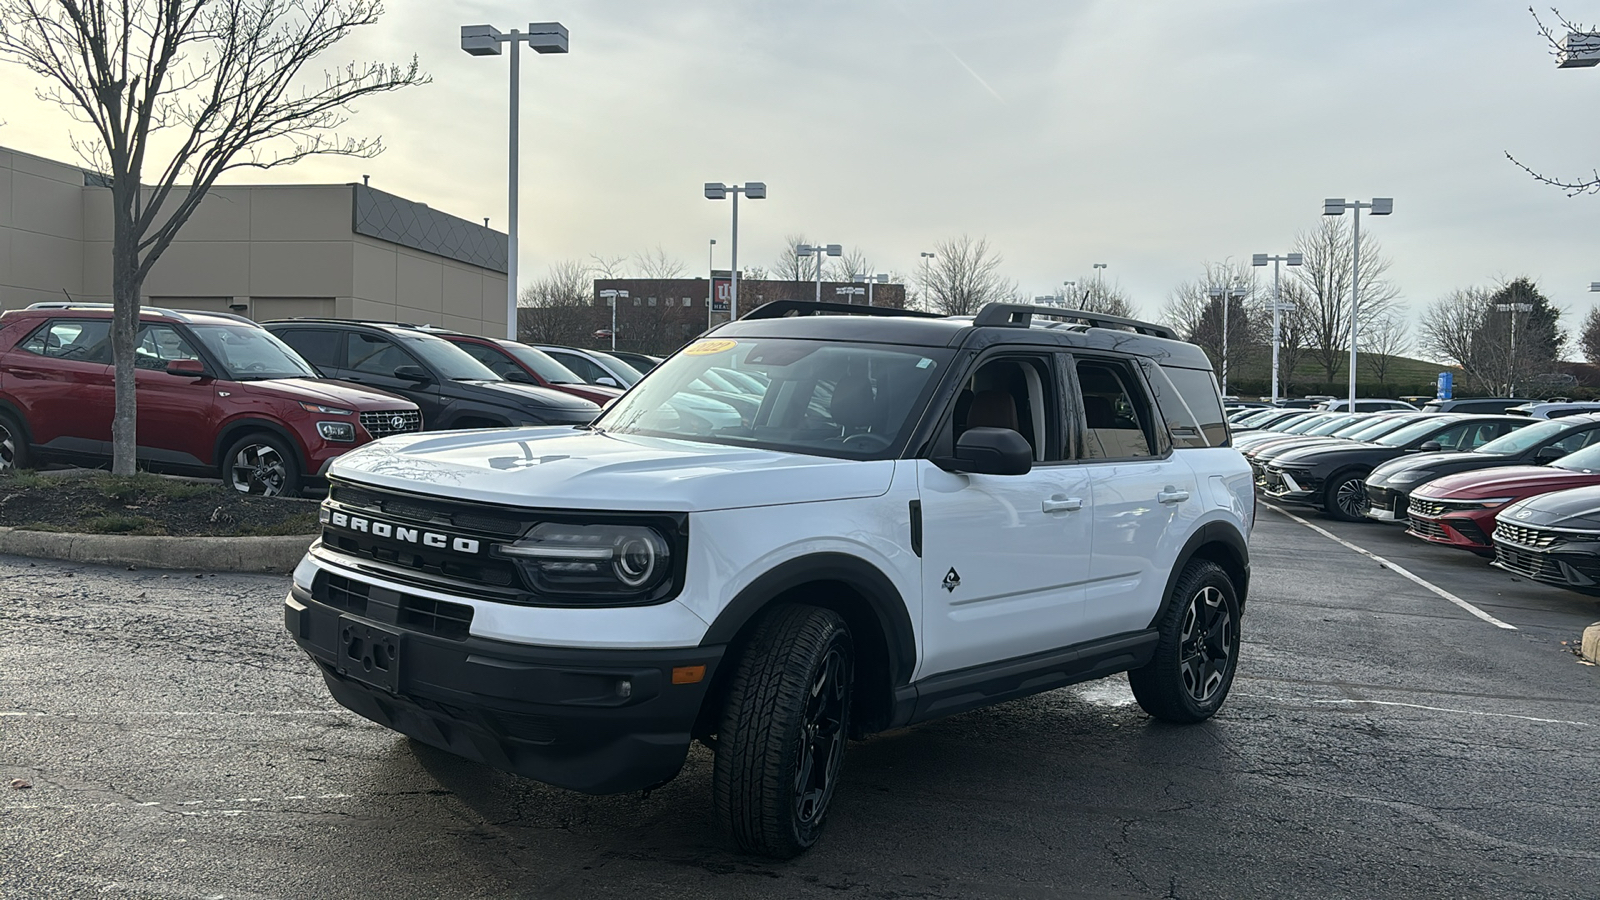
xmin=0 ymin=526 xmax=312 ymax=575
xmin=1583 ymin=624 xmax=1600 ymax=666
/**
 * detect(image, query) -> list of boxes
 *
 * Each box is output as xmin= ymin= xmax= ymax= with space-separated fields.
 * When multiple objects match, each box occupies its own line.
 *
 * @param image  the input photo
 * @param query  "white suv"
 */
xmin=284 ymin=301 xmax=1255 ymax=858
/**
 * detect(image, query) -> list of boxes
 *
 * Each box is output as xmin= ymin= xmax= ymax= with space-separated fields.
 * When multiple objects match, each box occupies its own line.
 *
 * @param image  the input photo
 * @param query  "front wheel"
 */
xmin=222 ymin=432 xmax=301 ymax=497
xmin=1322 ymin=470 xmax=1370 ymax=522
xmin=0 ymin=412 xmax=30 ymax=473
xmin=713 ymin=605 xmax=853 ymax=859
xmin=1129 ymin=559 xmax=1241 ymax=723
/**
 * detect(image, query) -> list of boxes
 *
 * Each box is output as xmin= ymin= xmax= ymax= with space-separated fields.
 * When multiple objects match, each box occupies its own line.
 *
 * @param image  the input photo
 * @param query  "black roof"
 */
xmin=719 ymin=300 xmax=1211 ymax=368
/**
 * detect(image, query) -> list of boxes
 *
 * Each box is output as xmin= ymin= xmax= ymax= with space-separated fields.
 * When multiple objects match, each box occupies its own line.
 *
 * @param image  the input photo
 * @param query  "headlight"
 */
xmin=1386 ymin=470 xmax=1428 ymax=484
xmin=301 ymin=402 xmax=354 ymax=415
xmin=1459 ymin=497 xmax=1515 ymax=510
xmin=494 ymin=522 xmax=676 ymax=600
xmin=317 ymin=421 xmax=357 ymax=442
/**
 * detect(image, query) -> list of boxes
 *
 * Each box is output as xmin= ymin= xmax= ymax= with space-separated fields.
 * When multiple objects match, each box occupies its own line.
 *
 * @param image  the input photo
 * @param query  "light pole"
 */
xmin=835 ymin=286 xmax=865 ymax=305
xmin=853 ymin=273 xmax=889 ymax=306
xmin=461 ymin=22 xmax=570 ymax=340
xmin=798 ymin=243 xmax=842 ymax=303
xmin=706 ymin=238 xmax=717 ymax=330
xmin=704 ymin=182 xmax=767 ymax=320
xmin=1207 ymin=286 xmax=1248 ymax=397
xmin=920 ymin=251 xmax=936 ymax=310
xmin=1323 ymin=197 xmax=1394 ymax=408
xmin=1061 ymin=280 xmax=1077 ymax=307
xmin=1252 ymin=252 xmax=1304 ymax=404
xmin=599 ymin=289 xmax=627 ymax=350
xmin=1093 ymin=263 xmax=1107 ymax=297
xmin=1495 ymin=301 xmax=1534 ymax=396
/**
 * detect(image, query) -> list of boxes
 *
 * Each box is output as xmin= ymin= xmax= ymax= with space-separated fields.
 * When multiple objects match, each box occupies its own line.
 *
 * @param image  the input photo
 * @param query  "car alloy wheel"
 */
xmin=1179 ymin=585 xmax=1237 ymax=704
xmin=230 ymin=442 xmax=288 ymax=495
xmin=1334 ymin=476 xmax=1368 ymax=520
xmin=794 ymin=644 xmax=849 ymax=825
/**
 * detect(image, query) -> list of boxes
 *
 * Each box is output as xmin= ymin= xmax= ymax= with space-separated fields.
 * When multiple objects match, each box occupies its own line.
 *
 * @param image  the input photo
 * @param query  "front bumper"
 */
xmin=285 ymin=584 xmax=723 ymax=794
xmin=1261 ymin=466 xmax=1318 ymax=505
xmin=1492 ymin=538 xmax=1600 ymax=596
xmin=1364 ymin=484 xmax=1410 ymax=523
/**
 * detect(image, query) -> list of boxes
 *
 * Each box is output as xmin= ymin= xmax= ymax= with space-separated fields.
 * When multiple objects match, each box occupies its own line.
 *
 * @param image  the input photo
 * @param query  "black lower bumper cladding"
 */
xmin=285 ymin=587 xmax=723 ymax=794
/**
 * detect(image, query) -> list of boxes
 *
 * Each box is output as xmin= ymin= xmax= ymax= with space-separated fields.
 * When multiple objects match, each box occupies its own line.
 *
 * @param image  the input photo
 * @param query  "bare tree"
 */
xmin=1162 ymin=261 xmax=1262 ymax=389
xmin=1419 ymin=279 xmax=1563 ymax=396
xmin=1419 ymin=287 xmax=1491 ymax=391
xmin=0 ymin=0 xmax=424 ymax=475
xmin=1361 ymin=312 xmax=1411 ymax=385
xmin=1064 ymin=276 xmax=1137 ymax=318
xmin=632 ymin=245 xmax=686 ymax=280
xmin=519 ymin=258 xmax=598 ymax=347
xmin=588 ymin=253 xmax=629 ymax=279
xmin=836 ymin=248 xmax=870 ymax=285
xmin=920 ymin=235 xmax=1017 ymax=316
xmin=773 ymin=234 xmax=812 ymax=282
xmin=1285 ymin=217 xmax=1400 ymax=383
xmin=1507 ymin=7 xmax=1600 ymax=195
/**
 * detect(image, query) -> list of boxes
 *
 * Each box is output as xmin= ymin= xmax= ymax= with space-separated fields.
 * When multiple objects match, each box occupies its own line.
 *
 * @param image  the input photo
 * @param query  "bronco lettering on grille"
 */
xmin=327 ymin=510 xmax=481 ymax=554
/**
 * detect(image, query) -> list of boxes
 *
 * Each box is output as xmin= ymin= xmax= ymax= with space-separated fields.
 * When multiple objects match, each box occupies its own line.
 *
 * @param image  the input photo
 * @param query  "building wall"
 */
xmin=0 ymin=146 xmax=507 ymax=337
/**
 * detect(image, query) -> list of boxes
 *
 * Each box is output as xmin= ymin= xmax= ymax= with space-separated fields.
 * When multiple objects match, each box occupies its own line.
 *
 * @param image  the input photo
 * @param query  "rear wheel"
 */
xmin=1322 ymin=469 xmax=1369 ymax=522
xmin=713 ymin=605 xmax=853 ymax=859
xmin=1129 ymin=559 xmax=1241 ymax=723
xmin=222 ymin=432 xmax=301 ymax=497
xmin=0 ymin=412 xmax=29 ymax=472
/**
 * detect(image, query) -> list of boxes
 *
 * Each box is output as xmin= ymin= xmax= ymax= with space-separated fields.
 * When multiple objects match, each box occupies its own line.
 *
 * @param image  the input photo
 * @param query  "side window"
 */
xmin=552 ymin=352 xmax=606 ymax=384
xmin=347 ymin=333 xmax=416 ymax=377
xmin=134 ymin=323 xmax=200 ymax=371
xmin=946 ymin=354 xmax=1060 ymax=462
xmin=276 ymin=329 xmax=342 ymax=369
xmin=1550 ymin=428 xmax=1600 ymax=454
xmin=1075 ymin=358 xmax=1160 ymax=460
xmin=1425 ymin=422 xmax=1480 ymax=451
xmin=18 ymin=320 xmax=112 ymax=363
xmin=1146 ymin=363 xmax=1229 ymax=448
xmin=458 ymin=342 xmax=518 ymax=378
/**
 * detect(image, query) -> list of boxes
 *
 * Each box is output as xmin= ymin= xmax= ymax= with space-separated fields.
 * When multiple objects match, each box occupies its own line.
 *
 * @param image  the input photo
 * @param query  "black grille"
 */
xmin=398 ymin=593 xmax=474 ymax=641
xmin=1409 ymin=497 xmax=1453 ymax=517
xmin=1407 ymin=515 xmax=1449 ymax=542
xmin=1451 ymin=518 xmax=1491 ymax=546
xmin=1494 ymin=544 xmax=1563 ymax=581
xmin=321 ymin=531 xmax=521 ymax=596
xmin=312 ymin=571 xmax=474 ymax=640
xmin=1495 ymin=522 xmax=1563 ymax=549
xmin=360 ymin=410 xmax=423 ymax=438
xmin=329 ymin=484 xmax=524 ymax=537
xmin=315 ymin=572 xmax=369 ymax=614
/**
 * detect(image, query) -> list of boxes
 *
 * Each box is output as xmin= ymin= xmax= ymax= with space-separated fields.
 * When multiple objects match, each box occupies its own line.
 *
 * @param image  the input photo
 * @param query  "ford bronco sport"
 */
xmin=284 ymin=300 xmax=1253 ymax=858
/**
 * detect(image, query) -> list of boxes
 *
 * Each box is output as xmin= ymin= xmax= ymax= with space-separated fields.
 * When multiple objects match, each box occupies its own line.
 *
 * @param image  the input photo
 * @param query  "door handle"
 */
xmin=1042 ymin=496 xmax=1083 ymax=513
xmin=1157 ymin=488 xmax=1190 ymax=504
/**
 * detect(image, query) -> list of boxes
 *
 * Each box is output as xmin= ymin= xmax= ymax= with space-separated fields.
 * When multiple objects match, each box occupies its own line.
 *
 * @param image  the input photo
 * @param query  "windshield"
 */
xmin=589 ymin=350 xmax=645 ymax=387
xmin=1280 ymin=415 xmax=1336 ymax=434
xmin=1376 ymin=418 xmax=1454 ymax=447
xmin=1553 ymin=442 xmax=1600 ymax=471
xmin=1309 ymin=415 xmax=1364 ymax=436
xmin=1475 ymin=419 xmax=1570 ymax=456
xmin=190 ymin=325 xmax=318 ymax=380
xmin=594 ymin=337 xmax=952 ymax=459
xmin=403 ymin=335 xmax=501 ymax=381
xmin=503 ymin=343 xmax=585 ymax=384
xmin=1236 ymin=409 xmax=1282 ymax=426
xmin=1343 ymin=416 xmax=1415 ymax=440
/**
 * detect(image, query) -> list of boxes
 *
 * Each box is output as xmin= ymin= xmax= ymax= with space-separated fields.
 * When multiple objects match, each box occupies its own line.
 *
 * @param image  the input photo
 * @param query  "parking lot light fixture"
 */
xmin=1323 ymin=197 xmax=1394 ymax=408
xmin=1252 ymin=252 xmax=1305 ymax=403
xmin=460 ymin=22 xmax=570 ymax=340
xmin=1557 ymin=31 xmax=1600 ymax=67
xmin=835 ymin=286 xmax=865 ymax=305
xmin=797 ymin=243 xmax=843 ymax=303
xmin=1590 ymin=282 xmax=1600 ymax=292
xmin=599 ymin=289 xmax=627 ymax=350
xmin=704 ymin=182 xmax=766 ymax=319
xmin=852 ymin=272 xmax=890 ymax=306
xmin=919 ymin=251 xmax=936 ymax=310
xmin=1207 ymin=286 xmax=1249 ymax=397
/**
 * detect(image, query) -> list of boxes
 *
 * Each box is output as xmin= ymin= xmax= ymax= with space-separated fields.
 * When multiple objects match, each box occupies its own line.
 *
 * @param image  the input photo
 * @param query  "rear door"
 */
xmin=2 ymin=318 xmax=113 ymax=455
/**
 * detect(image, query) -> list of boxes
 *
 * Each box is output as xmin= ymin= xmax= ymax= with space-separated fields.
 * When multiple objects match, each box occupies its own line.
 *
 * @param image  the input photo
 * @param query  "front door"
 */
xmin=133 ymin=322 xmax=217 ymax=469
xmin=916 ymin=351 xmax=1095 ymax=679
xmin=342 ymin=333 xmax=443 ymax=424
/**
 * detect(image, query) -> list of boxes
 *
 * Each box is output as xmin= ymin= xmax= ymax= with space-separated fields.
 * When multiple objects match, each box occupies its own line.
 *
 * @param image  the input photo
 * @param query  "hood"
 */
xmin=1500 ymin=484 xmax=1600 ymax=529
xmin=1272 ymin=441 xmax=1393 ymax=466
xmin=327 ymin=428 xmax=894 ymax=512
xmin=237 ymin=377 xmax=414 ymax=410
xmin=1245 ymin=436 xmax=1347 ymax=459
xmin=549 ymin=381 xmax=624 ymax=404
xmin=1415 ymin=465 xmax=1600 ymax=500
xmin=1367 ymin=451 xmax=1518 ymax=486
xmin=461 ymin=380 xmax=600 ymax=411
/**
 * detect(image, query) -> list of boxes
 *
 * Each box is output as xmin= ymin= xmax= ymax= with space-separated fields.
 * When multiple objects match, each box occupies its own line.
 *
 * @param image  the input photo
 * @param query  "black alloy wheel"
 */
xmin=1323 ymin=470 xmax=1370 ymax=522
xmin=1129 ymin=558 xmax=1242 ymax=723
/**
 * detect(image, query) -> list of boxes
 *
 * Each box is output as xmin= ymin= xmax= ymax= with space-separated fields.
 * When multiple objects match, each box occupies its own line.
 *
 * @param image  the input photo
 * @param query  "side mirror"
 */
xmin=1419 ymin=440 xmax=1443 ymax=452
xmin=165 ymin=358 xmax=206 ymax=378
xmin=504 ymin=369 xmax=536 ymax=384
xmin=1536 ymin=445 xmax=1567 ymax=463
xmin=596 ymin=376 xmax=619 ymax=388
xmin=935 ymin=427 xmax=1033 ymax=476
xmin=393 ymin=365 xmax=432 ymax=384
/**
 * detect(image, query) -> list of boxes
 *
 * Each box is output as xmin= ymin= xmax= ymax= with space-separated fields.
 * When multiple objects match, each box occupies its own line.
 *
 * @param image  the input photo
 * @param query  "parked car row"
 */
xmin=1229 ymin=402 xmax=1600 ymax=598
xmin=0 ymin=302 xmax=682 ymax=497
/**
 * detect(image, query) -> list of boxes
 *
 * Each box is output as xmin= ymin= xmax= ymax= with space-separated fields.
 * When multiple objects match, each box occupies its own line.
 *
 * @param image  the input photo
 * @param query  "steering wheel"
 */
xmin=842 ymin=433 xmax=891 ymax=452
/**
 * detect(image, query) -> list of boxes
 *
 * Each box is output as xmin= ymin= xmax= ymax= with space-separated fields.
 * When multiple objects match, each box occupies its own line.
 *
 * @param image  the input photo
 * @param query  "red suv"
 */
xmin=0 ymin=304 xmax=422 ymax=496
xmin=427 ymin=331 xmax=624 ymax=406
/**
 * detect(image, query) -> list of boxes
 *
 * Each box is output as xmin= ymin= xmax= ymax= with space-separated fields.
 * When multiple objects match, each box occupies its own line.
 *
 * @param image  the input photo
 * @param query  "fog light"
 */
xmin=616 ymin=678 xmax=633 ymax=699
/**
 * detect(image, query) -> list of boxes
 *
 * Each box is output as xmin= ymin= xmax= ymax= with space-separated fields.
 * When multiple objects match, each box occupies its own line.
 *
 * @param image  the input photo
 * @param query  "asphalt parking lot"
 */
xmin=3 ymin=508 xmax=1598 ymax=900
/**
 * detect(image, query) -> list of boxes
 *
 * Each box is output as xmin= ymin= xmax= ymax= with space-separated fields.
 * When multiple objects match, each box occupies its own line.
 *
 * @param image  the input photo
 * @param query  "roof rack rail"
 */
xmin=740 ymin=300 xmax=944 ymax=321
xmin=971 ymin=303 xmax=1177 ymax=340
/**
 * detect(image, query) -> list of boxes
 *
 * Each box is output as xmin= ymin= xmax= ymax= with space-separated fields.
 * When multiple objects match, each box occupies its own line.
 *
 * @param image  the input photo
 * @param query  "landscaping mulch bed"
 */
xmin=0 ymin=471 xmax=320 ymax=537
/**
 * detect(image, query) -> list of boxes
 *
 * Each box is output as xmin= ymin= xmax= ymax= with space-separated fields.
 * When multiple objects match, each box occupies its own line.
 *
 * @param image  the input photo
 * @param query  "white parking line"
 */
xmin=1263 ymin=502 xmax=1518 ymax=631
xmin=1240 ymin=695 xmax=1595 ymax=728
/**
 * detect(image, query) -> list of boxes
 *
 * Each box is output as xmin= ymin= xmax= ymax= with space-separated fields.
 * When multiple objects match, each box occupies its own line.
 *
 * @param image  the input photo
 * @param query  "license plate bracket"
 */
xmin=337 ymin=617 xmax=402 ymax=694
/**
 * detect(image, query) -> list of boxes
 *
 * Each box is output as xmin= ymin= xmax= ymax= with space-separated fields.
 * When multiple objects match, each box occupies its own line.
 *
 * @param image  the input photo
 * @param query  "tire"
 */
xmin=0 ymin=412 xmax=30 ymax=473
xmin=1322 ymin=469 xmax=1370 ymax=522
xmin=222 ymin=432 xmax=301 ymax=497
xmin=713 ymin=604 xmax=854 ymax=859
xmin=1129 ymin=559 xmax=1241 ymax=724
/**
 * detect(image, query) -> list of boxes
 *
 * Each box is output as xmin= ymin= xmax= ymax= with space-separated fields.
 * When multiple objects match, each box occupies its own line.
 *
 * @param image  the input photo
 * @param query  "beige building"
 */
xmin=0 ymin=145 xmax=508 ymax=335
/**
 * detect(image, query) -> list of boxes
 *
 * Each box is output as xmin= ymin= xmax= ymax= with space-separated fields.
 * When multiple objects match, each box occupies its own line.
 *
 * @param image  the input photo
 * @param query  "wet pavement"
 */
xmin=3 ymin=507 xmax=1598 ymax=898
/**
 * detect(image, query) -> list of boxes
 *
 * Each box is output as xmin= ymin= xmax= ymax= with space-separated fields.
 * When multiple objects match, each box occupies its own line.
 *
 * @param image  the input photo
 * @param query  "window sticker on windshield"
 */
xmin=916 ymin=358 xmax=933 ymax=369
xmin=684 ymin=339 xmax=738 ymax=356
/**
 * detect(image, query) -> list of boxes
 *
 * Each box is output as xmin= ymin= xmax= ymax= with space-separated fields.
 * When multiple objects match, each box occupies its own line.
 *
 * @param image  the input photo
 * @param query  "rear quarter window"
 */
xmin=1148 ymin=363 xmax=1230 ymax=448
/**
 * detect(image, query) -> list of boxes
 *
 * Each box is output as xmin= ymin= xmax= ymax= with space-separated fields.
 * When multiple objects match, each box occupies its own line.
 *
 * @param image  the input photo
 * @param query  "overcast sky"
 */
xmin=4 ymin=0 xmax=1599 ymax=339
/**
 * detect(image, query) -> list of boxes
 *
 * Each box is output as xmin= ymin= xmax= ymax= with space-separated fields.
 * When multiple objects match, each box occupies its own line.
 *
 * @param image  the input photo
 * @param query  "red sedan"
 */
xmin=1404 ymin=442 xmax=1600 ymax=554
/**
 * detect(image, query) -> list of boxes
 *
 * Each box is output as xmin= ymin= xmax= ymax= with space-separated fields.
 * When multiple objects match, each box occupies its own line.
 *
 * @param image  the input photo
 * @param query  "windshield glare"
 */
xmin=505 ymin=343 xmax=584 ymax=383
xmin=594 ymin=338 xmax=950 ymax=458
xmin=1554 ymin=442 xmax=1600 ymax=471
xmin=1376 ymin=418 xmax=1452 ymax=447
xmin=191 ymin=325 xmax=317 ymax=380
xmin=1309 ymin=415 xmax=1363 ymax=435
xmin=589 ymin=350 xmax=644 ymax=387
xmin=1280 ymin=415 xmax=1335 ymax=434
xmin=1343 ymin=416 xmax=1416 ymax=440
xmin=404 ymin=335 xmax=501 ymax=381
xmin=1476 ymin=419 xmax=1569 ymax=456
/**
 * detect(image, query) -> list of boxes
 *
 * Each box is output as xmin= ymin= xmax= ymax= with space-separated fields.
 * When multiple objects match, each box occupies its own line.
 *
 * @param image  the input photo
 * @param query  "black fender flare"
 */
xmin=699 ymin=552 xmax=917 ymax=687
xmin=1152 ymin=520 xmax=1251 ymax=626
xmin=213 ymin=418 xmax=308 ymax=472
